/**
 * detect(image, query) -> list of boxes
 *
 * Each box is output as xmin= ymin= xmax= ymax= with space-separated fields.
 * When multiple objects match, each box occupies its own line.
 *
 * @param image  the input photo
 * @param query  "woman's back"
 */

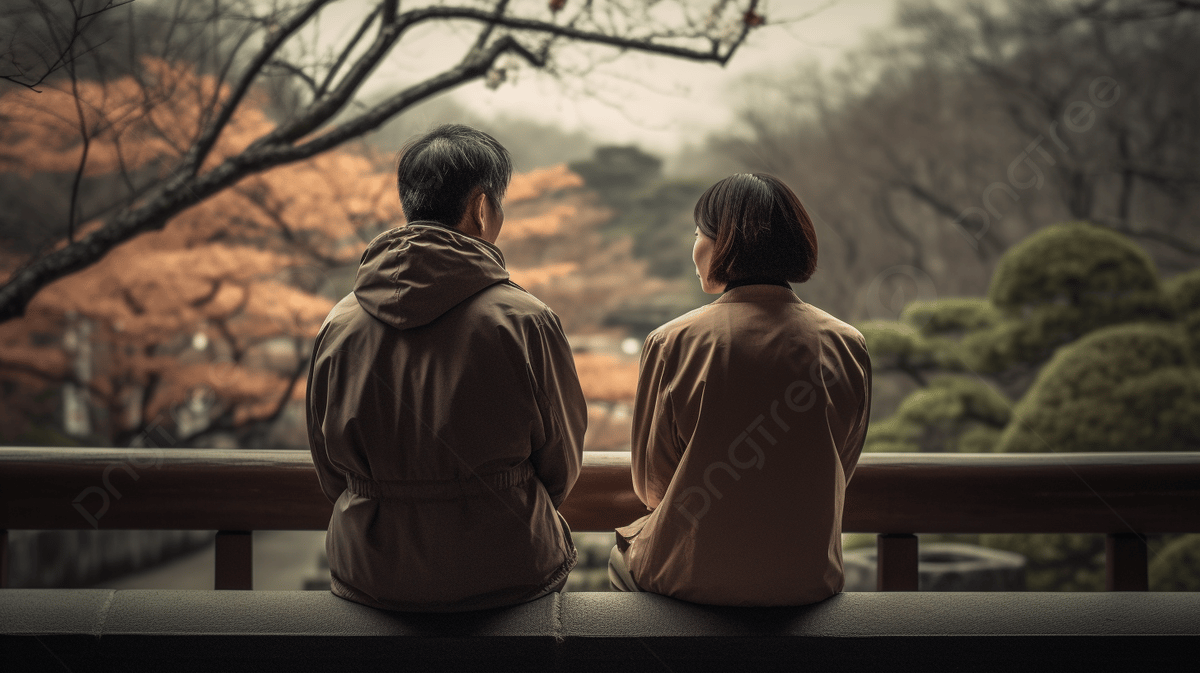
xmin=620 ymin=284 xmax=871 ymax=605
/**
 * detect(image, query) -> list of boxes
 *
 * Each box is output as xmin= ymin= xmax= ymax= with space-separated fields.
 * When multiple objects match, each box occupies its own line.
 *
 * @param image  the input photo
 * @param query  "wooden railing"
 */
xmin=2 ymin=448 xmax=1198 ymax=592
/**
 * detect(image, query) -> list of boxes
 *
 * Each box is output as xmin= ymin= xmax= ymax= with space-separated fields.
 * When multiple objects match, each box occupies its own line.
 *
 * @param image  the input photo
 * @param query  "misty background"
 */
xmin=1 ymin=0 xmax=1197 ymax=593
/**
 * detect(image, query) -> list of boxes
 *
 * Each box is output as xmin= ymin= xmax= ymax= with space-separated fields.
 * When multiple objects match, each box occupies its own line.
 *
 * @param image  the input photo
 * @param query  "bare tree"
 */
xmin=713 ymin=0 xmax=1200 ymax=327
xmin=1069 ymin=0 xmax=1200 ymax=22
xmin=0 ymin=0 xmax=765 ymax=323
xmin=898 ymin=0 xmax=1200 ymax=261
xmin=0 ymin=0 xmax=131 ymax=91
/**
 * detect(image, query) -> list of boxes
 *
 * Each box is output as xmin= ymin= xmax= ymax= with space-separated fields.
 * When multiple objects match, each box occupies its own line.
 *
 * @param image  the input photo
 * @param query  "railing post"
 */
xmin=877 ymin=533 xmax=919 ymax=591
xmin=215 ymin=530 xmax=253 ymax=590
xmin=1106 ymin=532 xmax=1148 ymax=591
xmin=1 ymin=529 xmax=8 ymax=588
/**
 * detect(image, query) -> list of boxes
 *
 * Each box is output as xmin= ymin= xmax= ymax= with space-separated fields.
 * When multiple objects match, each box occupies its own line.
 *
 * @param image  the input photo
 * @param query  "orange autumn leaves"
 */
xmin=500 ymin=166 xmax=665 ymax=338
xmin=573 ymin=351 xmax=638 ymax=402
xmin=0 ymin=59 xmax=652 ymax=445
xmin=505 ymin=164 xmax=584 ymax=204
xmin=0 ymin=58 xmax=386 ymax=440
xmin=0 ymin=57 xmax=269 ymax=178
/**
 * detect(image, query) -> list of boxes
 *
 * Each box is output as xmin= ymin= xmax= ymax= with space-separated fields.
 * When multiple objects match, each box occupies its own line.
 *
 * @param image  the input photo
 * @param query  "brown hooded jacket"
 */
xmin=307 ymin=223 xmax=586 ymax=612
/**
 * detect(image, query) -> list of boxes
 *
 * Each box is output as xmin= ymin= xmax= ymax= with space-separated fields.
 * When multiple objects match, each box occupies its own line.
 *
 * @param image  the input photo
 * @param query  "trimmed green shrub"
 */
xmin=965 ymin=222 xmax=1174 ymax=373
xmin=1164 ymin=268 xmax=1200 ymax=364
xmin=863 ymin=225 xmax=1199 ymax=591
xmin=902 ymin=297 xmax=1000 ymax=336
xmin=995 ymin=322 xmax=1200 ymax=453
xmin=1164 ymin=268 xmax=1200 ymax=315
xmin=863 ymin=415 xmax=923 ymax=453
xmin=858 ymin=321 xmax=963 ymax=382
xmin=963 ymin=295 xmax=1176 ymax=374
xmin=861 ymin=321 xmax=945 ymax=364
xmin=989 ymin=222 xmax=1162 ymax=310
xmin=864 ymin=375 xmax=1010 ymax=453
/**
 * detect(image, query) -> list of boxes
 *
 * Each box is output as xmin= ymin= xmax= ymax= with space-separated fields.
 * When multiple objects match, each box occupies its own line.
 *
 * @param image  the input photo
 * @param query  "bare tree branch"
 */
xmin=173 ymin=343 xmax=310 ymax=447
xmin=182 ymin=0 xmax=336 ymax=176
xmin=0 ymin=0 xmax=132 ymax=91
xmin=1092 ymin=218 xmax=1200 ymax=256
xmin=265 ymin=58 xmax=320 ymax=97
xmin=261 ymin=2 xmax=756 ymax=149
xmin=467 ymin=0 xmax=511 ymax=61
xmin=314 ymin=4 xmax=380 ymax=98
xmin=876 ymin=189 xmax=925 ymax=269
xmin=64 ymin=38 xmax=90 ymax=243
xmin=1071 ymin=0 xmax=1200 ymax=21
xmin=0 ymin=0 xmax=764 ymax=323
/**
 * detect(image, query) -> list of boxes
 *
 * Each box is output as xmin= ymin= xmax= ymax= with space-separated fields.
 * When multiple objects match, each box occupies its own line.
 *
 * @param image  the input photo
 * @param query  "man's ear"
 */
xmin=475 ymin=191 xmax=488 ymax=234
xmin=462 ymin=189 xmax=487 ymax=237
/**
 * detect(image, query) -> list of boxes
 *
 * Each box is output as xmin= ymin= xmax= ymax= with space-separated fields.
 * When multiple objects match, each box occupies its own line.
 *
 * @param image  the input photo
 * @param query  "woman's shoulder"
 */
xmin=645 ymin=298 xmax=867 ymax=355
xmin=646 ymin=303 xmax=716 ymax=345
xmin=799 ymin=302 xmax=867 ymax=345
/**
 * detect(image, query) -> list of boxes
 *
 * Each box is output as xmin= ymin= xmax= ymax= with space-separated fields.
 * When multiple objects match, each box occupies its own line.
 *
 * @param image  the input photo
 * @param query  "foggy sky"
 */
xmin=321 ymin=0 xmax=901 ymax=157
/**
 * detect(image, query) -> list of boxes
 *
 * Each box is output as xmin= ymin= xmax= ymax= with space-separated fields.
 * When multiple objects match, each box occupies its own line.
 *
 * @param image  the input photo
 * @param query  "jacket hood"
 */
xmin=353 ymin=222 xmax=510 ymax=330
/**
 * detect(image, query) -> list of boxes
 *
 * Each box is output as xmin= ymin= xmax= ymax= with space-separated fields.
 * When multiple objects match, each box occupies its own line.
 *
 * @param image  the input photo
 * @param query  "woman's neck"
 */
xmin=723 ymin=277 xmax=790 ymax=292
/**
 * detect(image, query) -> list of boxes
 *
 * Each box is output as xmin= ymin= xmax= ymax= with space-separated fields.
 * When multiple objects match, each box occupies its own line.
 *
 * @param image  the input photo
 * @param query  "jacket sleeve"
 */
xmin=527 ymin=312 xmax=586 ymax=508
xmin=306 ymin=336 xmax=347 ymax=504
xmin=630 ymin=332 xmax=682 ymax=510
xmin=840 ymin=335 xmax=873 ymax=484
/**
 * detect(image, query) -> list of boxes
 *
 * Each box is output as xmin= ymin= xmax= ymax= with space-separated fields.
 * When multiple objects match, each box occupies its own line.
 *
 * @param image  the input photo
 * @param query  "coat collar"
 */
xmin=712 ymin=284 xmax=803 ymax=305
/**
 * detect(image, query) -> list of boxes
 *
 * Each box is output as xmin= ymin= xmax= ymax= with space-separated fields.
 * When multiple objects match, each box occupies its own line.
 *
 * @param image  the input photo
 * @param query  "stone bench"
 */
xmin=3 ymin=589 xmax=1198 ymax=671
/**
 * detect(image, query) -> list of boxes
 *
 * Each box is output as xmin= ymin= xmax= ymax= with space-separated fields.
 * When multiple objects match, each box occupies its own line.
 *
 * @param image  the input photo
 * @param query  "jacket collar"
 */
xmin=712 ymin=284 xmax=803 ymax=305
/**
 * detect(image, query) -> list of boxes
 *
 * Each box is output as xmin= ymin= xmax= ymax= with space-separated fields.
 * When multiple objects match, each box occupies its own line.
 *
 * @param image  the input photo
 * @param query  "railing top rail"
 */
xmin=5 ymin=446 xmax=1198 ymax=468
xmin=2 ymin=448 xmax=1199 ymax=534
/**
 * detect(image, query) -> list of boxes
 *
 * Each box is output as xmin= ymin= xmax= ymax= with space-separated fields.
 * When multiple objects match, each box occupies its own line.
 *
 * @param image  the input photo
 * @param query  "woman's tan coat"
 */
xmin=617 ymin=284 xmax=871 ymax=606
xmin=307 ymin=223 xmax=586 ymax=612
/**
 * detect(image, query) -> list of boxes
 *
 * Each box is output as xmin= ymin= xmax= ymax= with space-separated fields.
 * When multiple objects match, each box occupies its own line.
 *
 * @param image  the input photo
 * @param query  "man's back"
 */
xmin=307 ymin=223 xmax=586 ymax=611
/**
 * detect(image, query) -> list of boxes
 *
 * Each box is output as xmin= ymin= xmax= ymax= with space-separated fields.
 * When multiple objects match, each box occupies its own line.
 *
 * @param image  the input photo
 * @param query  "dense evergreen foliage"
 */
xmin=866 ymin=375 xmax=1009 ymax=453
xmin=997 ymin=322 xmax=1200 ymax=453
xmin=1165 ymin=267 xmax=1200 ymax=363
xmin=859 ymin=222 xmax=1200 ymax=590
xmin=966 ymin=223 xmax=1176 ymax=374
xmin=864 ymin=222 xmax=1199 ymax=455
xmin=570 ymin=146 xmax=707 ymax=281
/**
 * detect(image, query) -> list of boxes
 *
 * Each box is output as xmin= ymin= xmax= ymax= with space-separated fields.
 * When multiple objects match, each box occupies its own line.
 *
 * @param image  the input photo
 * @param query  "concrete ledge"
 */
xmin=2 ymin=589 xmax=1199 ymax=672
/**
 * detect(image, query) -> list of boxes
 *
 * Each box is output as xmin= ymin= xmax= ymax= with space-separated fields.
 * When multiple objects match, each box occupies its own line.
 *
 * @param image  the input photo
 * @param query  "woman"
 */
xmin=609 ymin=173 xmax=872 ymax=606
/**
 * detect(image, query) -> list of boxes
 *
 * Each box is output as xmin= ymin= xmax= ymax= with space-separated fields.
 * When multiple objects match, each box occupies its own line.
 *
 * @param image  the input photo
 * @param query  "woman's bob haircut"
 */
xmin=695 ymin=173 xmax=818 ymax=285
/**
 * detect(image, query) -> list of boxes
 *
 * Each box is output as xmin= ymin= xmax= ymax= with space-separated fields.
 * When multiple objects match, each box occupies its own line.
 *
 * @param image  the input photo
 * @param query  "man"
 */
xmin=306 ymin=124 xmax=587 ymax=612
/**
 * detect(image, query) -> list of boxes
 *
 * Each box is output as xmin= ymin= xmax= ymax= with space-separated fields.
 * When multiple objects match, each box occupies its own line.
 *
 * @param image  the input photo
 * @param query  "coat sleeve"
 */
xmin=839 ymin=335 xmax=873 ymax=484
xmin=306 ymin=335 xmax=347 ymax=504
xmin=527 ymin=312 xmax=586 ymax=509
xmin=630 ymin=332 xmax=682 ymax=510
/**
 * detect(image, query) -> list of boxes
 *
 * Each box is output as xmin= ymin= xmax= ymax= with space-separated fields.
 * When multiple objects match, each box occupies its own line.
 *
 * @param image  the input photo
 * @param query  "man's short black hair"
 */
xmin=395 ymin=124 xmax=513 ymax=226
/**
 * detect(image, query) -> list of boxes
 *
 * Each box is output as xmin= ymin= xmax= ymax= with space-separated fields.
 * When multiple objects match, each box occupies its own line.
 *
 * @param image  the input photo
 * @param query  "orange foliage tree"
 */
xmin=0 ymin=59 xmax=653 ymax=447
xmin=500 ymin=164 xmax=657 ymax=450
xmin=0 ymin=0 xmax=764 ymax=323
xmin=0 ymin=59 xmax=398 ymax=446
xmin=572 ymin=351 xmax=640 ymax=451
xmin=502 ymin=164 xmax=665 ymax=335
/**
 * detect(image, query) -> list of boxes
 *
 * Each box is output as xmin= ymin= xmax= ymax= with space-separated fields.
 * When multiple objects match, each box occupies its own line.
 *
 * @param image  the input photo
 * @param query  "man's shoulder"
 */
xmin=471 ymin=280 xmax=562 ymax=327
xmin=315 ymin=293 xmax=369 ymax=339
